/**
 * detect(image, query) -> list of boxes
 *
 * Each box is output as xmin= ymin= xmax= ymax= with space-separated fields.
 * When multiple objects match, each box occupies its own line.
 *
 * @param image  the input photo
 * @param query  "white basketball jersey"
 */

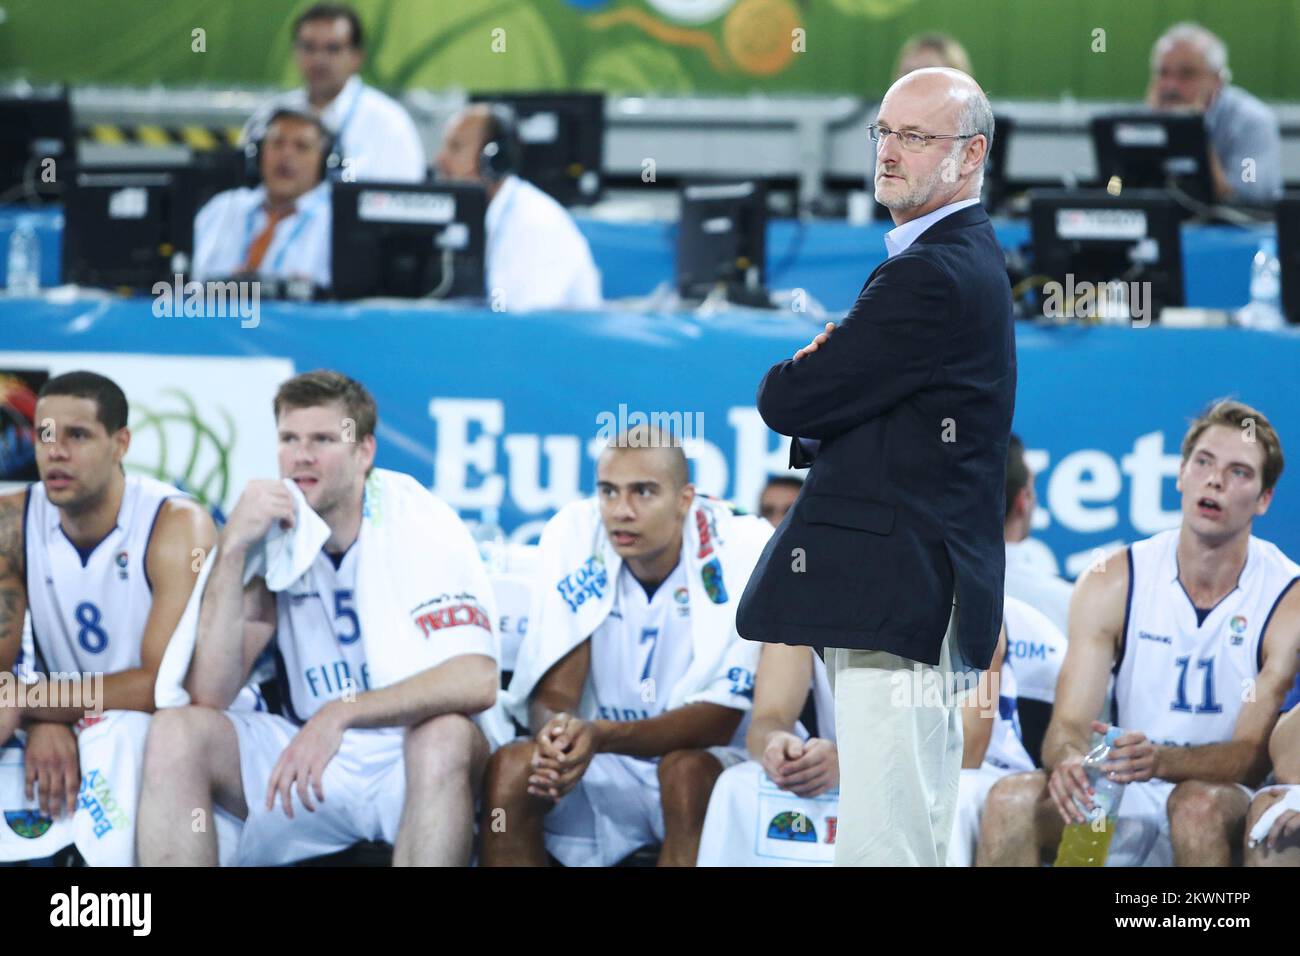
xmin=273 ymin=543 xmax=372 ymax=724
xmin=589 ymin=562 xmax=694 ymax=723
xmin=1002 ymin=594 xmax=1068 ymax=704
xmin=1116 ymin=529 xmax=1300 ymax=748
xmin=24 ymin=474 xmax=182 ymax=675
xmin=984 ymin=642 xmax=1035 ymax=773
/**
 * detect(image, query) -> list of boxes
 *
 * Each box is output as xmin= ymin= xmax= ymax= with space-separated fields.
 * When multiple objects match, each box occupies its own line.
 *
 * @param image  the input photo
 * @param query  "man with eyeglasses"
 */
xmin=737 ymin=67 xmax=1015 ymax=866
xmin=242 ymin=3 xmax=426 ymax=184
xmin=1145 ymin=22 xmax=1281 ymax=204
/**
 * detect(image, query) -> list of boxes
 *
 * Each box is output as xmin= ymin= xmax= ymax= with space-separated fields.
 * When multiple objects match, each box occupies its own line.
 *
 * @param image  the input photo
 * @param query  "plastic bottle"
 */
xmin=474 ymin=505 xmax=508 ymax=573
xmin=1054 ymin=726 xmax=1126 ymax=867
xmin=6 ymin=217 xmax=40 ymax=297
xmin=1235 ymin=236 xmax=1285 ymax=330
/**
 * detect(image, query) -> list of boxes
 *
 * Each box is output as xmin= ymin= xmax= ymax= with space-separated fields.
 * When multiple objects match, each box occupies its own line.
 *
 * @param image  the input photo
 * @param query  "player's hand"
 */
xmin=1095 ymin=720 xmax=1157 ymax=783
xmin=793 ymin=322 xmax=835 ymax=361
xmin=1262 ymin=806 xmax=1300 ymax=852
xmin=265 ymin=701 xmax=347 ymax=819
xmin=223 ymin=480 xmax=296 ymax=553
xmin=773 ymin=737 xmax=839 ymax=797
xmin=1047 ymin=753 xmax=1094 ymax=825
xmin=526 ymin=715 xmax=569 ymax=801
xmin=540 ymin=714 xmax=600 ymax=801
xmin=24 ymin=722 xmax=80 ymax=820
xmin=761 ymin=731 xmax=803 ymax=782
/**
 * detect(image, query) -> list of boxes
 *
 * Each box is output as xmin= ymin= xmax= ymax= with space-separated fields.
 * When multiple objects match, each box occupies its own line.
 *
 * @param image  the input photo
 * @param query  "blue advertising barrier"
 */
xmin=2 ymin=296 xmax=1297 ymax=579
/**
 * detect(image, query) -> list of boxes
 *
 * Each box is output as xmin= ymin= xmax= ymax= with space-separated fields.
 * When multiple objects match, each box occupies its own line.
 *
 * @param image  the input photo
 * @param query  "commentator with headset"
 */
xmin=192 ymin=108 xmax=337 ymax=290
xmin=434 ymin=103 xmax=602 ymax=312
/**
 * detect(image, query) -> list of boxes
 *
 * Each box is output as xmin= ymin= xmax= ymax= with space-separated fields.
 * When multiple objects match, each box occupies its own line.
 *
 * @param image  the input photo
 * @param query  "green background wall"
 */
xmin=2 ymin=0 xmax=1296 ymax=100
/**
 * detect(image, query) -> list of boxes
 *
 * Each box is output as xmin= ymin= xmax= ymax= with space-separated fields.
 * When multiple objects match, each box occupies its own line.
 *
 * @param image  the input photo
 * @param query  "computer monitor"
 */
xmin=62 ymin=165 xmax=197 ymax=291
xmin=0 ymin=92 xmax=77 ymax=203
xmin=469 ymin=92 xmax=604 ymax=207
xmin=676 ymin=179 xmax=768 ymax=305
xmin=1278 ymin=194 xmax=1300 ymax=324
xmin=331 ymin=182 xmax=486 ymax=300
xmin=190 ymin=146 xmax=253 ymax=207
xmin=1029 ymin=189 xmax=1184 ymax=323
xmin=1090 ymin=112 xmax=1215 ymax=209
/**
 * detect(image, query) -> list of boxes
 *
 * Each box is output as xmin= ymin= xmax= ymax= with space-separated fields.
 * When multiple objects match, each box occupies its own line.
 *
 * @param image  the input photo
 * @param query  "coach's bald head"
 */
xmin=873 ymin=67 xmax=993 ymax=225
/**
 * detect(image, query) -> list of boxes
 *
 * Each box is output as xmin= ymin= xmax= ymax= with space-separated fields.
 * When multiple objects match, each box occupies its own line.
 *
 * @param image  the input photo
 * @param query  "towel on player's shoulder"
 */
xmin=156 ymin=468 xmax=499 ymax=711
xmin=495 ymin=495 xmax=771 ymax=739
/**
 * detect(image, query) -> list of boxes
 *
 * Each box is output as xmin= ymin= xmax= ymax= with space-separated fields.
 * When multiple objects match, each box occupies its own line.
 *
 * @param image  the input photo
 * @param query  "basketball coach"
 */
xmin=736 ymin=68 xmax=1015 ymax=866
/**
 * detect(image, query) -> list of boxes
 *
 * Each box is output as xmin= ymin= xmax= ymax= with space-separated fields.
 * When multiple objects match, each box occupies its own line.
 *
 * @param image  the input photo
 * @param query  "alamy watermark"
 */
xmin=1041 ymin=275 xmax=1151 ymax=327
xmin=151 ymin=275 xmax=260 ymax=328
xmin=889 ymin=664 xmax=999 ymax=716
xmin=0 ymin=671 xmax=104 ymax=713
xmin=596 ymin=404 xmax=705 ymax=446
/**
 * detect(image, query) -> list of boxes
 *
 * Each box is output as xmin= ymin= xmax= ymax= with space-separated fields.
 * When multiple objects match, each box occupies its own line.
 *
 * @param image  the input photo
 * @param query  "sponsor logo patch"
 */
xmin=4 ymin=809 xmax=53 ymax=839
xmin=767 ymin=810 xmax=817 ymax=843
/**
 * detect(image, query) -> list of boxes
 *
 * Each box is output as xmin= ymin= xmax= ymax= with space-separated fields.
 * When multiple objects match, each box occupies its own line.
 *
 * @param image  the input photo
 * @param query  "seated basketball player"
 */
xmin=0 ymin=372 xmax=214 ymax=863
xmin=137 ymin=371 xmax=497 ymax=866
xmin=479 ymin=427 xmax=771 ymax=866
xmin=978 ymin=400 xmax=1300 ymax=867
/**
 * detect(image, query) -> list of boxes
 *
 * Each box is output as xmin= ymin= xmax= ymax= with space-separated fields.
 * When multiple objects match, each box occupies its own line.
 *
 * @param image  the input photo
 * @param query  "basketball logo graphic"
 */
xmin=767 ymin=810 xmax=817 ymax=842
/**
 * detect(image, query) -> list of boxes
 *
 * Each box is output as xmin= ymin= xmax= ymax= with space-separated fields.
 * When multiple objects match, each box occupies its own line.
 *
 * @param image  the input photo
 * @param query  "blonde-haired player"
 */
xmin=978 ymin=400 xmax=1300 ymax=866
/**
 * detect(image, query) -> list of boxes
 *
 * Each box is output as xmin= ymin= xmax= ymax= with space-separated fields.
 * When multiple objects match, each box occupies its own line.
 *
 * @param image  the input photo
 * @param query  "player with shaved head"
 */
xmin=481 ymin=426 xmax=769 ymax=866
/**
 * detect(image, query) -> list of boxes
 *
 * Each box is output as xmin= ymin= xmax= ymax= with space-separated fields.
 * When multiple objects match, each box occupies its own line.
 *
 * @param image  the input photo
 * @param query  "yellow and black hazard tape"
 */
xmin=79 ymin=124 xmax=244 ymax=150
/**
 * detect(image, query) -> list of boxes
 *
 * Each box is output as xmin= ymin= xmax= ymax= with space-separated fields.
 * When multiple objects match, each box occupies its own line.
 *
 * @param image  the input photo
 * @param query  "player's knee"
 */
xmin=483 ymin=740 xmax=537 ymax=807
xmin=1167 ymin=781 xmax=1243 ymax=832
xmin=983 ymin=771 xmax=1046 ymax=827
xmin=405 ymin=712 xmax=480 ymax=782
xmin=143 ymin=706 xmax=211 ymax=777
xmin=657 ymin=749 xmax=721 ymax=816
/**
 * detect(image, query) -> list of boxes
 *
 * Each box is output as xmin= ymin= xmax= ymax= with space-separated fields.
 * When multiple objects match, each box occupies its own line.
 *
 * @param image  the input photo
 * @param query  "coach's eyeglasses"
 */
xmin=868 ymin=124 xmax=978 ymax=152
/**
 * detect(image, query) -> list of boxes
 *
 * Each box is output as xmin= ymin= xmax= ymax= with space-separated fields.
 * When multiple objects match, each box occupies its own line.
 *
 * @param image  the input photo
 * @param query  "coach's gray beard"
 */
xmin=875 ymin=143 xmax=962 ymax=211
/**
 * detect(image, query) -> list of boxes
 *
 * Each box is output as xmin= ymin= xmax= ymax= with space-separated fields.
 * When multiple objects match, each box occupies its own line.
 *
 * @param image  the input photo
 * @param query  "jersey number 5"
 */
xmin=334 ymin=590 xmax=361 ymax=646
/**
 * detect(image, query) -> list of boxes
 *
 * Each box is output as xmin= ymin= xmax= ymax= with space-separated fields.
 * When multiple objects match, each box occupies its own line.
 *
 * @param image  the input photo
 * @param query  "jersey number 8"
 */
xmin=75 ymin=601 xmax=109 ymax=654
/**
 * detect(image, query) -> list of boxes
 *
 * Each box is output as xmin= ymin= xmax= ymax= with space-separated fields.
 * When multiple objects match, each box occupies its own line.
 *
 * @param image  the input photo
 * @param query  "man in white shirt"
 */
xmin=1004 ymin=434 xmax=1074 ymax=636
xmin=434 ymin=104 xmax=602 ymax=312
xmin=242 ymin=3 xmax=426 ymax=185
xmin=193 ymin=109 xmax=333 ymax=289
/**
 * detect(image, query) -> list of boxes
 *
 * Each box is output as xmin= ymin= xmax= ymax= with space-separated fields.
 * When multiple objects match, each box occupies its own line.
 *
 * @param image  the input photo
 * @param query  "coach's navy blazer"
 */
xmin=736 ymin=203 xmax=1015 ymax=670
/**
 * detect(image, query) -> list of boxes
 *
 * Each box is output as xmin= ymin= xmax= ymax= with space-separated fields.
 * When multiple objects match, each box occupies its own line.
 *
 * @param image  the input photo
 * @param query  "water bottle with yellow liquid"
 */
xmin=1054 ymin=726 xmax=1125 ymax=867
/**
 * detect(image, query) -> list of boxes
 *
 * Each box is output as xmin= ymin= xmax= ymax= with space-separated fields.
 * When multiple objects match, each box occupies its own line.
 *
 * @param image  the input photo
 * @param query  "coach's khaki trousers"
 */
xmin=827 ymin=604 xmax=963 ymax=866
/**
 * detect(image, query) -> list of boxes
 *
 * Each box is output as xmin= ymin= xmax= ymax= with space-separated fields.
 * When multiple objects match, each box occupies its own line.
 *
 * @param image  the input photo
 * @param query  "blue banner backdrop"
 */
xmin=2 ymin=298 xmax=1298 ymax=580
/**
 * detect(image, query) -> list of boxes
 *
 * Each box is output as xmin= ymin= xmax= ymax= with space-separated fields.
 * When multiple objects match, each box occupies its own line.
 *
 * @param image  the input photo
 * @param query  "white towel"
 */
xmin=353 ymin=468 xmax=499 ymax=691
xmin=155 ymin=478 xmax=329 ymax=708
xmin=497 ymin=495 xmax=771 ymax=736
xmin=158 ymin=468 xmax=499 ymax=709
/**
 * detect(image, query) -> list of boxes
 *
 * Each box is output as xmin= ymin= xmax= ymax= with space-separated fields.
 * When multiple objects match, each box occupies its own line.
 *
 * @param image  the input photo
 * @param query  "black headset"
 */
xmin=478 ymin=103 xmax=521 ymax=183
xmin=243 ymin=107 xmax=342 ymax=186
